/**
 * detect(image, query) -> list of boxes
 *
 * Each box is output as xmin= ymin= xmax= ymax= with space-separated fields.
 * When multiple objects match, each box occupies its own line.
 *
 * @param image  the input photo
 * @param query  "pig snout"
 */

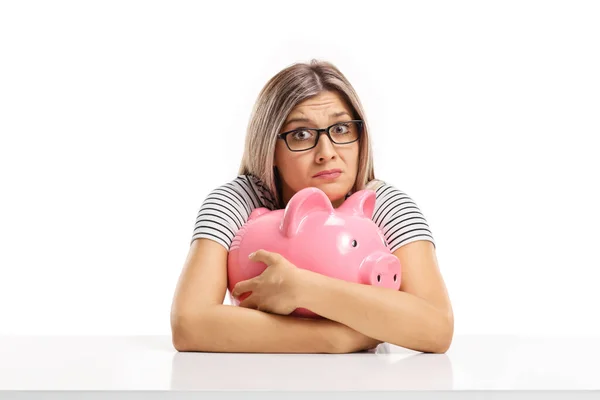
xmin=359 ymin=252 xmax=401 ymax=290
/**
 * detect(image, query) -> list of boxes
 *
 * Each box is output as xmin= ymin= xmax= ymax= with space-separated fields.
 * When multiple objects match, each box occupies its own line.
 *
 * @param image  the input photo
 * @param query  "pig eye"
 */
xmin=351 ymin=239 xmax=358 ymax=247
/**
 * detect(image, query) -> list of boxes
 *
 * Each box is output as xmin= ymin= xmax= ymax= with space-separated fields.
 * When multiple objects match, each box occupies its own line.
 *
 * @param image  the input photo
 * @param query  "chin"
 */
xmin=319 ymin=186 xmax=348 ymax=202
xmin=302 ymin=178 xmax=351 ymax=198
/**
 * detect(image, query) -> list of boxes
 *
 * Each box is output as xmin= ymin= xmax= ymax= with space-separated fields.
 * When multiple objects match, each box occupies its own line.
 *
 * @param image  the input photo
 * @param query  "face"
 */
xmin=274 ymin=90 xmax=360 ymax=209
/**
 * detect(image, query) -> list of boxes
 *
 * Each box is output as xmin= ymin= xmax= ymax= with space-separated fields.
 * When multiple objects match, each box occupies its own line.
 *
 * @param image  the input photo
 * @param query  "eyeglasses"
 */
xmin=277 ymin=120 xmax=364 ymax=152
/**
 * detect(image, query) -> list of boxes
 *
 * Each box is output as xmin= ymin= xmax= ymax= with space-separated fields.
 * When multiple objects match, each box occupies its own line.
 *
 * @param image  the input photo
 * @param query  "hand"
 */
xmin=231 ymin=249 xmax=305 ymax=315
xmin=343 ymin=327 xmax=384 ymax=353
xmin=321 ymin=319 xmax=384 ymax=354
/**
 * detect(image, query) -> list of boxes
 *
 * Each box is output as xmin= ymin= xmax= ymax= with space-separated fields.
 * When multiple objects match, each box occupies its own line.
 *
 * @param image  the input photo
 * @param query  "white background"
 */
xmin=0 ymin=0 xmax=598 ymax=335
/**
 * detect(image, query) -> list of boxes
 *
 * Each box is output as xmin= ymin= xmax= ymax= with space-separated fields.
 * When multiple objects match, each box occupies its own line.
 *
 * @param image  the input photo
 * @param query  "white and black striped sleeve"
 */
xmin=190 ymin=175 xmax=264 ymax=251
xmin=372 ymin=182 xmax=436 ymax=252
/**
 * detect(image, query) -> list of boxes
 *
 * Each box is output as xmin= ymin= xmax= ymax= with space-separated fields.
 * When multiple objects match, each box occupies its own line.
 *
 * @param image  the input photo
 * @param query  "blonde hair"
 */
xmin=238 ymin=59 xmax=384 ymax=208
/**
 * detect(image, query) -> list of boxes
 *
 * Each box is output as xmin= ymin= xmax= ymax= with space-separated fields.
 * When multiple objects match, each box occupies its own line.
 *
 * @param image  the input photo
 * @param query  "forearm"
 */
xmin=297 ymin=271 xmax=453 ymax=353
xmin=173 ymin=304 xmax=352 ymax=353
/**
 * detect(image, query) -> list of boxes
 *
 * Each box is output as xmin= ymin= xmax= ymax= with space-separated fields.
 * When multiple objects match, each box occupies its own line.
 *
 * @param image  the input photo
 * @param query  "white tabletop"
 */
xmin=0 ymin=334 xmax=599 ymax=397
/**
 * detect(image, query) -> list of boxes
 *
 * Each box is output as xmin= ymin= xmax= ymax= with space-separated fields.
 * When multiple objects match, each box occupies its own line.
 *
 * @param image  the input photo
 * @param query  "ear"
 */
xmin=337 ymin=189 xmax=376 ymax=219
xmin=280 ymin=187 xmax=334 ymax=238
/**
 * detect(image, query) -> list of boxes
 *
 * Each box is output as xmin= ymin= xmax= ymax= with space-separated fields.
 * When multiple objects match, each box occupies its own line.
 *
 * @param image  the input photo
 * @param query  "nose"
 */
xmin=359 ymin=252 xmax=402 ymax=290
xmin=314 ymin=131 xmax=337 ymax=161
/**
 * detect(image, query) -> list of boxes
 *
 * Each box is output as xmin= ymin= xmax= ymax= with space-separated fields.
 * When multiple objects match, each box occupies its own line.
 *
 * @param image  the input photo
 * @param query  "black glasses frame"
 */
xmin=277 ymin=120 xmax=364 ymax=152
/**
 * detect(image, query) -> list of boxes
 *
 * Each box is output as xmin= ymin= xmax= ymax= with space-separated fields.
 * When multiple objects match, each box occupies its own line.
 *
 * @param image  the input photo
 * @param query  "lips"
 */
xmin=313 ymin=168 xmax=342 ymax=177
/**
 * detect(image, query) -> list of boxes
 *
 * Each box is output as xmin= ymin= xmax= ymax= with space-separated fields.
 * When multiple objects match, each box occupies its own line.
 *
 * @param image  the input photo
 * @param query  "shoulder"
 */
xmin=365 ymin=178 xmax=407 ymax=200
xmin=367 ymin=179 xmax=436 ymax=252
xmin=363 ymin=178 xmax=400 ymax=200
xmin=215 ymin=174 xmax=260 ymax=193
xmin=191 ymin=175 xmax=275 ymax=249
xmin=204 ymin=174 xmax=276 ymax=211
xmin=364 ymin=178 xmax=387 ymax=192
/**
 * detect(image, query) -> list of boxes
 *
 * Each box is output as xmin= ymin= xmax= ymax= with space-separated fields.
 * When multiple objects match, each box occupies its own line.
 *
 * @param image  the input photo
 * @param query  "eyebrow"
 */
xmin=283 ymin=111 xmax=351 ymax=127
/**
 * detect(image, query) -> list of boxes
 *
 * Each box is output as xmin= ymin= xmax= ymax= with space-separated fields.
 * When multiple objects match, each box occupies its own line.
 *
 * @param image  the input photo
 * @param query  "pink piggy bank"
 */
xmin=227 ymin=186 xmax=401 ymax=318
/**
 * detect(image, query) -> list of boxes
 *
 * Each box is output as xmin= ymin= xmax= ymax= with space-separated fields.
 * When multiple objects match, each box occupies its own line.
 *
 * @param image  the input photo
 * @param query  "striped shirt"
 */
xmin=191 ymin=174 xmax=435 ymax=253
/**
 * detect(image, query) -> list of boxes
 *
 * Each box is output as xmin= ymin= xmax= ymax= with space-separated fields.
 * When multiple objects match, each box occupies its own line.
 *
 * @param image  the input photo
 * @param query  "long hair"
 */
xmin=238 ymin=59 xmax=383 ymax=208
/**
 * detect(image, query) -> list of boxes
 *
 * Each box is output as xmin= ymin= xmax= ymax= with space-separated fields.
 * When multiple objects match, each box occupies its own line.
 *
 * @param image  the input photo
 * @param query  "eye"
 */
xmin=291 ymin=129 xmax=314 ymax=141
xmin=351 ymin=239 xmax=358 ymax=247
xmin=332 ymin=123 xmax=350 ymax=135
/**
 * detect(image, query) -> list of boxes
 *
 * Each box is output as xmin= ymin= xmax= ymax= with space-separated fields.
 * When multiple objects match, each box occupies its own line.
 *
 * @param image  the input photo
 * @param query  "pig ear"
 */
xmin=280 ymin=187 xmax=334 ymax=238
xmin=338 ymin=189 xmax=377 ymax=219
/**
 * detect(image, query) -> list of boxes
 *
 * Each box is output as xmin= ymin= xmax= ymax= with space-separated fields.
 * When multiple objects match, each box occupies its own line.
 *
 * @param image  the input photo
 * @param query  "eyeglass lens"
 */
xmin=286 ymin=121 xmax=360 ymax=151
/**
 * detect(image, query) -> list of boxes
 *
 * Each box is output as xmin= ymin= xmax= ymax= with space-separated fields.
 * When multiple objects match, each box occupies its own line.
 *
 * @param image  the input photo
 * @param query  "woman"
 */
xmin=171 ymin=60 xmax=453 ymax=354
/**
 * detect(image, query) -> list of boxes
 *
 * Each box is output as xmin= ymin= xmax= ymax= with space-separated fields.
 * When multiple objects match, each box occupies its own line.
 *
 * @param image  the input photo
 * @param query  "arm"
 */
xmin=296 ymin=240 xmax=454 ymax=353
xmin=174 ymin=303 xmax=380 ymax=353
xmin=171 ymin=238 xmax=379 ymax=353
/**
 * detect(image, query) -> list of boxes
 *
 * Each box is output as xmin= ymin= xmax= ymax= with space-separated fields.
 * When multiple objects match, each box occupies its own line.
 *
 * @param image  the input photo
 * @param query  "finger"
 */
xmin=239 ymin=294 xmax=259 ymax=310
xmin=249 ymin=249 xmax=281 ymax=265
xmin=231 ymin=279 xmax=256 ymax=297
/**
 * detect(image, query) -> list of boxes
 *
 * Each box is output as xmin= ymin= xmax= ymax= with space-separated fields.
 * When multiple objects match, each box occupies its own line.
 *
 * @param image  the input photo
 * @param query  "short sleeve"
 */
xmin=190 ymin=175 xmax=265 ymax=251
xmin=372 ymin=182 xmax=436 ymax=252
